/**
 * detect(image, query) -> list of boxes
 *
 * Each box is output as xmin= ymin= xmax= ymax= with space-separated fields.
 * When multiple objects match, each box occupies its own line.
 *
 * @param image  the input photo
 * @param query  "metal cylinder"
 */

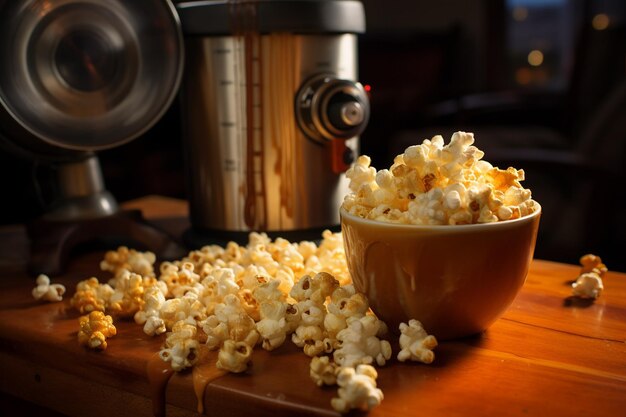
xmin=177 ymin=0 xmax=369 ymax=236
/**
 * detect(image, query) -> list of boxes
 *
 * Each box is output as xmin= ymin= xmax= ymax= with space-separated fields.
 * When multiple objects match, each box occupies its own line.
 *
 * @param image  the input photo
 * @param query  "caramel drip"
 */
xmin=192 ymin=348 xmax=226 ymax=414
xmin=146 ymin=353 xmax=174 ymax=417
xmin=243 ymin=30 xmax=267 ymax=230
xmin=230 ymin=0 xmax=267 ymax=230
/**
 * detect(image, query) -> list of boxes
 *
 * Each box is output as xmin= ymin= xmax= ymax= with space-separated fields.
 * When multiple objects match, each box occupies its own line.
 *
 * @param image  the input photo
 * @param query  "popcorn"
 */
xmin=346 ymin=155 xmax=377 ymax=193
xmin=100 ymin=246 xmax=156 ymax=280
xmin=256 ymin=300 xmax=289 ymax=350
xmin=196 ymin=267 xmax=241 ymax=315
xmin=201 ymin=294 xmax=259 ymax=350
xmin=579 ymin=254 xmax=608 ymax=277
xmin=134 ymin=286 xmax=167 ymax=336
xmin=159 ymin=292 xmax=207 ymax=330
xmin=159 ymin=319 xmax=200 ymax=371
xmin=70 ymin=235 xmax=441 ymax=407
xmin=342 ymin=131 xmax=538 ymax=225
xmin=107 ymin=270 xmax=146 ymax=318
xmin=32 ymin=274 xmax=66 ymax=302
xmin=331 ymin=364 xmax=384 ymax=413
xmin=217 ymin=340 xmax=252 ymax=373
xmin=78 ymin=311 xmax=117 ymax=350
xmin=571 ymin=254 xmax=608 ymax=299
xmin=290 ymin=272 xmax=339 ymax=304
xmin=159 ymin=262 xmax=201 ymax=299
xmin=71 ymin=277 xmax=114 ymax=314
xmin=267 ymin=237 xmax=305 ymax=274
xmin=324 ymin=285 xmax=369 ymax=339
xmin=571 ymin=273 xmax=604 ymax=299
xmin=292 ymin=323 xmax=326 ymax=357
xmin=310 ymin=356 xmax=339 ymax=387
xmin=397 ymin=319 xmax=438 ymax=363
xmin=254 ymin=279 xmax=286 ymax=304
xmin=333 ymin=316 xmax=392 ymax=367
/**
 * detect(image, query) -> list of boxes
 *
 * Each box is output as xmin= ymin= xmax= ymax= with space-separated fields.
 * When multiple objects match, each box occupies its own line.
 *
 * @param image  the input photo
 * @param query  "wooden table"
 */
xmin=1 ymin=196 xmax=625 ymax=417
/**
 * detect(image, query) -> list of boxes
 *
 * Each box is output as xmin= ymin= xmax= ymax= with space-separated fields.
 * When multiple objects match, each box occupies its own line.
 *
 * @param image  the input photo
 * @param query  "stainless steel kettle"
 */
xmin=177 ymin=0 xmax=369 ymax=243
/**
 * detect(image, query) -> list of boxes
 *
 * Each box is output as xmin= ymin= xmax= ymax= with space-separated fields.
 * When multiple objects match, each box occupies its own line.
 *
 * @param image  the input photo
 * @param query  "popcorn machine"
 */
xmin=176 ymin=0 xmax=370 ymax=245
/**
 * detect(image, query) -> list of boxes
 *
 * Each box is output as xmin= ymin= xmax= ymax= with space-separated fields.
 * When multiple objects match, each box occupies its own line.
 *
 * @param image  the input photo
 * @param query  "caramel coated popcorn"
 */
xmin=100 ymin=246 xmax=156 ymax=280
xmin=78 ymin=311 xmax=116 ymax=350
xmin=342 ymin=132 xmax=538 ymax=224
xmin=71 ymin=277 xmax=113 ymax=314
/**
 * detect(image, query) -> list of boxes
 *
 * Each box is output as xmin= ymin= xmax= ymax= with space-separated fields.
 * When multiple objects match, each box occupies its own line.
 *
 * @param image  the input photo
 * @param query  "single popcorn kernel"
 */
xmin=397 ymin=319 xmax=438 ymax=363
xmin=579 ymin=254 xmax=608 ymax=277
xmin=160 ymin=319 xmax=201 ymax=371
xmin=32 ymin=274 xmax=66 ymax=302
xmin=333 ymin=316 xmax=392 ymax=367
xmin=331 ymin=364 xmax=384 ymax=414
xmin=78 ymin=311 xmax=117 ymax=350
xmin=71 ymin=277 xmax=114 ymax=314
xmin=217 ymin=340 xmax=253 ymax=373
xmin=572 ymin=273 xmax=604 ymax=299
xmin=571 ymin=254 xmax=608 ymax=300
xmin=310 ymin=356 xmax=339 ymax=387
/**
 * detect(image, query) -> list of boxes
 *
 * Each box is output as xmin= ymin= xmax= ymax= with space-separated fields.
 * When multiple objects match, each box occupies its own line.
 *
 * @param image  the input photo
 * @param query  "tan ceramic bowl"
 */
xmin=341 ymin=205 xmax=541 ymax=340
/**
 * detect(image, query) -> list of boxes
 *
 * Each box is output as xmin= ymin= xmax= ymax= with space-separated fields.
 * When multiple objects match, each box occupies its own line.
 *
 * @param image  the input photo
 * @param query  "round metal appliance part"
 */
xmin=0 ymin=0 xmax=184 ymax=152
xmin=295 ymin=73 xmax=370 ymax=143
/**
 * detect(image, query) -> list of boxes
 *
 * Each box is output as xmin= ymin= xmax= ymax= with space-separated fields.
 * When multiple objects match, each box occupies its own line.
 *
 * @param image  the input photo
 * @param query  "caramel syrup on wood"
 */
xmin=147 ymin=353 xmax=174 ymax=417
xmin=147 ymin=349 xmax=227 ymax=416
xmin=192 ymin=347 xmax=226 ymax=414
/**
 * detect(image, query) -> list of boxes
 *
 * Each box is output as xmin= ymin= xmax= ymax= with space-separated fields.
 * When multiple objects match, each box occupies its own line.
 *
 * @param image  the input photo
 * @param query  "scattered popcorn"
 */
xmin=397 ymin=319 xmax=438 ymax=363
xmin=31 ymin=274 xmax=66 ymax=302
xmin=571 ymin=254 xmax=608 ymax=300
xmin=78 ymin=311 xmax=117 ymax=350
xmin=310 ymin=356 xmax=339 ymax=387
xmin=331 ymin=364 xmax=384 ymax=413
xmin=217 ymin=340 xmax=253 ymax=373
xmin=342 ymin=131 xmax=538 ymax=225
xmin=69 ymin=232 xmax=450 ymax=414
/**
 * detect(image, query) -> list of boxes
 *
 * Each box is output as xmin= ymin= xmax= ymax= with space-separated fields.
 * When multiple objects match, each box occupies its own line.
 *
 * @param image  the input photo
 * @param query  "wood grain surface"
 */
xmin=0 ymin=197 xmax=624 ymax=417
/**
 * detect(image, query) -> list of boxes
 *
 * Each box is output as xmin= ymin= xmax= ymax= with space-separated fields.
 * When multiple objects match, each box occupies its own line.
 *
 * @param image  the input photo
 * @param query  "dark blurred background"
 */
xmin=1 ymin=0 xmax=625 ymax=271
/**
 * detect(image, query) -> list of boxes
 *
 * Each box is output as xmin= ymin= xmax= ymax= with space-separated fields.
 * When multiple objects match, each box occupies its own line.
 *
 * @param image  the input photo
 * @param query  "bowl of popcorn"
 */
xmin=341 ymin=132 xmax=541 ymax=340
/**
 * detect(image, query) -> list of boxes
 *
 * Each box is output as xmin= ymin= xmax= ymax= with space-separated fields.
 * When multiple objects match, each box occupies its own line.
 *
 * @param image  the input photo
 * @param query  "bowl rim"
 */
xmin=340 ymin=202 xmax=541 ymax=231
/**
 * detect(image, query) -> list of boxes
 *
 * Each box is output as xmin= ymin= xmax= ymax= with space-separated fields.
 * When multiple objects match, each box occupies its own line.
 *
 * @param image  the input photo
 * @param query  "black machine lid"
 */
xmin=176 ymin=0 xmax=366 ymax=35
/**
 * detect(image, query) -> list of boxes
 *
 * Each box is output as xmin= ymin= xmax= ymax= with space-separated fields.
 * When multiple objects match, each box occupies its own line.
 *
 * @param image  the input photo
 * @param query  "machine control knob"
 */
xmin=295 ymin=74 xmax=370 ymax=143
